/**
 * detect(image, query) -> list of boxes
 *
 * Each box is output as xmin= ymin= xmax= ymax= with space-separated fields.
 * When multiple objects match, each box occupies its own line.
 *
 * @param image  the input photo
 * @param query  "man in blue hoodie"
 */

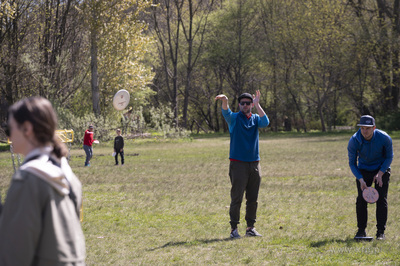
xmin=215 ymin=90 xmax=269 ymax=239
xmin=348 ymin=115 xmax=393 ymax=240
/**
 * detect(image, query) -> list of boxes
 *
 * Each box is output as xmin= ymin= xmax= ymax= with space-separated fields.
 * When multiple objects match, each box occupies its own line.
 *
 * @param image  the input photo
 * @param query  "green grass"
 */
xmin=1 ymin=133 xmax=400 ymax=265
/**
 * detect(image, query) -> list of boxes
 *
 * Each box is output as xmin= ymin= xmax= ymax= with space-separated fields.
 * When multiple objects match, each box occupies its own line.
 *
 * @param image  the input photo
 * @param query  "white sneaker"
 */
xmin=245 ymin=227 xmax=262 ymax=237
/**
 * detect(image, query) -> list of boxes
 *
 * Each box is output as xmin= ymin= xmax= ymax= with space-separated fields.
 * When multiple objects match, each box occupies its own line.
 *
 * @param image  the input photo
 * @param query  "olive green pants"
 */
xmin=229 ymin=160 xmax=261 ymax=229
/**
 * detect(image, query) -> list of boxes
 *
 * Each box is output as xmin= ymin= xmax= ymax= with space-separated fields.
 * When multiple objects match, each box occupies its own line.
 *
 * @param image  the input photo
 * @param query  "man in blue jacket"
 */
xmin=215 ymin=90 xmax=269 ymax=239
xmin=348 ymin=115 xmax=393 ymax=240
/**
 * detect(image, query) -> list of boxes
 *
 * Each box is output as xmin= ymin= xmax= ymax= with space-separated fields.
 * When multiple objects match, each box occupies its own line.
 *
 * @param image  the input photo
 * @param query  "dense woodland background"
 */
xmin=1 ymin=0 xmax=400 ymax=139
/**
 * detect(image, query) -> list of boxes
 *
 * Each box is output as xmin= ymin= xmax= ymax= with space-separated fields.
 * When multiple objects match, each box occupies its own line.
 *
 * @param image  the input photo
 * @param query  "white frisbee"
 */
xmin=93 ymin=140 xmax=99 ymax=144
xmin=112 ymin=89 xmax=130 ymax=111
xmin=112 ymin=152 xmax=116 ymax=157
xmin=363 ymin=187 xmax=379 ymax=203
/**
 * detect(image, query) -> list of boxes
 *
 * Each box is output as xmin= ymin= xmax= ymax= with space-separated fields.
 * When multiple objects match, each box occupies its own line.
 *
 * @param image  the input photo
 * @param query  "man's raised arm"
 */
xmin=253 ymin=90 xmax=266 ymax=118
xmin=215 ymin=94 xmax=229 ymax=110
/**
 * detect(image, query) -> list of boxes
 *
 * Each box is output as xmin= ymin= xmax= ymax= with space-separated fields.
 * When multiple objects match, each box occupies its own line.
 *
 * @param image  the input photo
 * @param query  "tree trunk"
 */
xmin=90 ymin=9 xmax=100 ymax=116
xmin=272 ymin=60 xmax=278 ymax=132
xmin=317 ymin=91 xmax=326 ymax=132
xmin=182 ymin=0 xmax=193 ymax=129
xmin=284 ymin=67 xmax=307 ymax=132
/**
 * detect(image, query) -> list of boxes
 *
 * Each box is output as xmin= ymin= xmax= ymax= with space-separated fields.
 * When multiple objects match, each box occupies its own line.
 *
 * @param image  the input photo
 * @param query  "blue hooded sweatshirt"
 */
xmin=347 ymin=128 xmax=393 ymax=180
xmin=222 ymin=108 xmax=269 ymax=162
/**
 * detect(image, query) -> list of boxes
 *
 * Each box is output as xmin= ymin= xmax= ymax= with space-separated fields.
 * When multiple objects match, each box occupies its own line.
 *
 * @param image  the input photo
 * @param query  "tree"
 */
xmin=88 ymin=0 xmax=100 ymax=116
xmin=278 ymin=0 xmax=353 ymax=131
xmin=0 ymin=0 xmax=31 ymax=112
xmin=35 ymin=0 xmax=87 ymax=103
xmin=206 ymin=0 xmax=263 ymax=109
xmin=348 ymin=0 xmax=400 ymax=113
xmin=151 ymin=0 xmax=182 ymax=127
xmin=0 ymin=0 xmax=89 ymax=113
xmin=179 ymin=0 xmax=214 ymax=128
xmin=82 ymin=0 xmax=154 ymax=116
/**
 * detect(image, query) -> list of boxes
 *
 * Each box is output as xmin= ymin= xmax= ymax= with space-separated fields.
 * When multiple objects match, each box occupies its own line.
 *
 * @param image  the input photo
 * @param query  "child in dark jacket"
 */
xmin=114 ymin=129 xmax=124 ymax=165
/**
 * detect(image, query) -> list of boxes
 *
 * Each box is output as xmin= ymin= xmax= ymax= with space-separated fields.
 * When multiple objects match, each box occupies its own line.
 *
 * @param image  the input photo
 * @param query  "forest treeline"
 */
xmin=1 ymin=0 xmax=400 ymax=135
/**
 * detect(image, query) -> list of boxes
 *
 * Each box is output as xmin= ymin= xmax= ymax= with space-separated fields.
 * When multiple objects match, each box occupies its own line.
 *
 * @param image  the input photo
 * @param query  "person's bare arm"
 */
xmin=215 ymin=94 xmax=229 ymax=110
xmin=253 ymin=90 xmax=266 ymax=117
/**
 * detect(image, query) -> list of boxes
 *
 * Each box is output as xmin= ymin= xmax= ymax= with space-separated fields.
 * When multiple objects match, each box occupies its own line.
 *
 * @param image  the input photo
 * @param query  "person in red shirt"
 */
xmin=83 ymin=125 xmax=96 ymax=166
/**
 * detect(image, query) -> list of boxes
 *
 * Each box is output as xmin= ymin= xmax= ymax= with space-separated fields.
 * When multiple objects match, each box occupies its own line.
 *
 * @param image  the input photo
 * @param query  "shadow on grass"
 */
xmin=310 ymin=237 xmax=354 ymax=248
xmin=72 ymin=153 xmax=139 ymax=157
xmin=147 ymin=238 xmax=233 ymax=251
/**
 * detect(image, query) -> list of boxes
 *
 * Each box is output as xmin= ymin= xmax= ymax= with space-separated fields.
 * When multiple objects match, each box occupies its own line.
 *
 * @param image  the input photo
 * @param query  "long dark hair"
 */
xmin=8 ymin=97 xmax=68 ymax=158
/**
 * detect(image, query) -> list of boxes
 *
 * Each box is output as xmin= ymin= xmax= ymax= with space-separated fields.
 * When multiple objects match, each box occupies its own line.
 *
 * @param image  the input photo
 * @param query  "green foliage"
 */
xmin=146 ymin=105 xmax=190 ymax=139
xmin=0 ymin=1 xmax=16 ymax=18
xmin=376 ymin=112 xmax=400 ymax=131
xmin=306 ymin=120 xmax=323 ymax=131
xmin=81 ymin=0 xmax=155 ymax=112
xmin=56 ymin=103 xmax=190 ymax=142
xmin=205 ymin=0 xmax=263 ymax=94
xmin=0 ymin=143 xmax=10 ymax=152
xmin=147 ymin=105 xmax=174 ymax=131
xmin=56 ymin=107 xmax=120 ymax=144
xmin=121 ymin=106 xmax=146 ymax=135
xmin=3 ymin=0 xmax=400 ymax=137
xmin=60 ymin=89 xmax=94 ymax=118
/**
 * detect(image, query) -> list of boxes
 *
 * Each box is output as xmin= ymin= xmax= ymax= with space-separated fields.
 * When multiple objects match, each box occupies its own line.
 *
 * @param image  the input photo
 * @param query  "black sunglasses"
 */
xmin=239 ymin=102 xmax=252 ymax=106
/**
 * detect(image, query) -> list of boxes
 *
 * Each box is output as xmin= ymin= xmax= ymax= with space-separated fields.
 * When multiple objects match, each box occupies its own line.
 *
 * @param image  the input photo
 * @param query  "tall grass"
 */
xmin=1 ymin=133 xmax=399 ymax=265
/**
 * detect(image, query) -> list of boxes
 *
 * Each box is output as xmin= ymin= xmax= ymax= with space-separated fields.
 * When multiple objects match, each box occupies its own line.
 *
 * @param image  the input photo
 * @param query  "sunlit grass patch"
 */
xmin=1 ymin=133 xmax=399 ymax=264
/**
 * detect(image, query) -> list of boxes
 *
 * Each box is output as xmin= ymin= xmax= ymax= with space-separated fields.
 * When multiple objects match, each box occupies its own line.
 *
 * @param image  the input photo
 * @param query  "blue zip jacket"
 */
xmin=347 ymin=128 xmax=393 ymax=180
xmin=222 ymin=108 xmax=269 ymax=162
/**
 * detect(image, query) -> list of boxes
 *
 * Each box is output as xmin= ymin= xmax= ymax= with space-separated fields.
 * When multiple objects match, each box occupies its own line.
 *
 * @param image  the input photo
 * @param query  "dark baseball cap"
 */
xmin=357 ymin=115 xmax=375 ymax=127
xmin=238 ymin=93 xmax=253 ymax=103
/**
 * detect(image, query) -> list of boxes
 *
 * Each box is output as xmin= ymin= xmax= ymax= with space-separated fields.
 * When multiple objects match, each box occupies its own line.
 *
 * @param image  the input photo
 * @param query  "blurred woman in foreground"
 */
xmin=0 ymin=97 xmax=85 ymax=265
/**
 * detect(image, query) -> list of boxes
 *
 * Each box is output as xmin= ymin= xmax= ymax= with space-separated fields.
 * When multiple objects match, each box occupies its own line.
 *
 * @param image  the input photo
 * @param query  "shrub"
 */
xmin=0 ymin=143 xmax=10 ymax=152
xmin=56 ymin=108 xmax=119 ymax=144
xmin=56 ymin=104 xmax=191 ymax=143
xmin=376 ymin=112 xmax=400 ymax=131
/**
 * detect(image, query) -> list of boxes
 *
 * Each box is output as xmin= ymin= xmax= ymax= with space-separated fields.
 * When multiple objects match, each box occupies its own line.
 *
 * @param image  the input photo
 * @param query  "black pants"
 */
xmin=229 ymin=160 xmax=261 ymax=229
xmin=356 ymin=169 xmax=390 ymax=233
xmin=115 ymin=150 xmax=124 ymax=165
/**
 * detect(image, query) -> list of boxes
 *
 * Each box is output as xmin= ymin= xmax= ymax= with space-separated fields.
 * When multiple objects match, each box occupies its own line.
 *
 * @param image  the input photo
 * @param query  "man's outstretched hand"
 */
xmin=253 ymin=90 xmax=261 ymax=106
xmin=215 ymin=94 xmax=228 ymax=110
xmin=215 ymin=94 xmax=228 ymax=101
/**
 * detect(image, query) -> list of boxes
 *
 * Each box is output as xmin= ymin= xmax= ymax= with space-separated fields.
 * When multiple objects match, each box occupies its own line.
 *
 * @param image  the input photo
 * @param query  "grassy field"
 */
xmin=1 ymin=132 xmax=400 ymax=265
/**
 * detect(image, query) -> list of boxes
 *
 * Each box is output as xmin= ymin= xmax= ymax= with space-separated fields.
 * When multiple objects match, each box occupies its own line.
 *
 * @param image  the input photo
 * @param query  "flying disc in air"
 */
xmin=93 ymin=140 xmax=99 ymax=144
xmin=113 ymin=89 xmax=130 ymax=111
xmin=363 ymin=187 xmax=379 ymax=203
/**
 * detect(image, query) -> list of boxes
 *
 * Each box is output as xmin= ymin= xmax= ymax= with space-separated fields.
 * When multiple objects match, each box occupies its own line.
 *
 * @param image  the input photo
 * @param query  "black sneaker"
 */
xmin=230 ymin=228 xmax=241 ymax=239
xmin=354 ymin=230 xmax=366 ymax=239
xmin=376 ymin=231 xmax=385 ymax=240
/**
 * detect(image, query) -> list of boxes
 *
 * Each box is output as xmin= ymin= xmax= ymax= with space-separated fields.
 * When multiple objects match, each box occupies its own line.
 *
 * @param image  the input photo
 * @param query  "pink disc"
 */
xmin=362 ymin=187 xmax=379 ymax=203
